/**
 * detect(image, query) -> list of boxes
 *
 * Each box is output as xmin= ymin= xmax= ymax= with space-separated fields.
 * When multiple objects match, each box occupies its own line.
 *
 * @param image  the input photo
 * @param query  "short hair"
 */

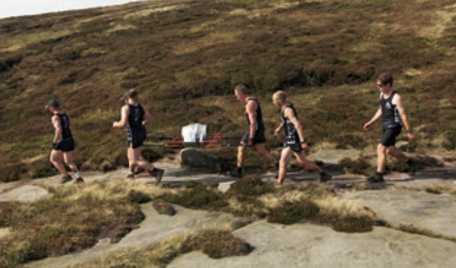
xmin=273 ymin=91 xmax=287 ymax=102
xmin=128 ymin=89 xmax=138 ymax=100
xmin=234 ymin=84 xmax=250 ymax=95
xmin=377 ymin=73 xmax=393 ymax=86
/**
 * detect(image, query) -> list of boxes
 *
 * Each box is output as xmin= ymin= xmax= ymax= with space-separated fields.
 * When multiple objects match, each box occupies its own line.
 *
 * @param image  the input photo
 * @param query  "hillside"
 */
xmin=1 ymin=0 xmax=456 ymax=181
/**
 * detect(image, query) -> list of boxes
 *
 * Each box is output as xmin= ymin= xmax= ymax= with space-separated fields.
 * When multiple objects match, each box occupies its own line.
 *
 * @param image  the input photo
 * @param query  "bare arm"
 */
xmin=274 ymin=122 xmax=284 ymax=136
xmin=142 ymin=105 xmax=153 ymax=125
xmin=246 ymin=100 xmax=257 ymax=139
xmin=393 ymin=94 xmax=416 ymax=141
xmin=52 ymin=115 xmax=62 ymax=143
xmin=363 ymin=107 xmax=382 ymax=131
xmin=113 ymin=106 xmax=129 ymax=128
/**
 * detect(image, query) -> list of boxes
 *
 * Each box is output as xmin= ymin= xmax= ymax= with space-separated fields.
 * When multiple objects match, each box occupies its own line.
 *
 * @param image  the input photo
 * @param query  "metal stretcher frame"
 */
xmin=165 ymin=132 xmax=225 ymax=149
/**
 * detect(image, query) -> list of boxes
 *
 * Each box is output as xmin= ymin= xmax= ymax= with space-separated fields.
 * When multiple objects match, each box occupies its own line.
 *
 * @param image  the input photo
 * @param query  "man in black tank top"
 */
xmin=229 ymin=84 xmax=278 ymax=178
xmin=113 ymin=89 xmax=164 ymax=184
xmin=46 ymin=99 xmax=84 ymax=184
xmin=363 ymin=73 xmax=419 ymax=183
xmin=273 ymin=91 xmax=332 ymax=184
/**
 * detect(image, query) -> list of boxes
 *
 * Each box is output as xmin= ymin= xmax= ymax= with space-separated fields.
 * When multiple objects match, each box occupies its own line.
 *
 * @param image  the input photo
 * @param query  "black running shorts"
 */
xmin=283 ymin=142 xmax=303 ymax=153
xmin=241 ymin=128 xmax=267 ymax=146
xmin=128 ymin=131 xmax=146 ymax=149
xmin=380 ymin=126 xmax=402 ymax=147
xmin=52 ymin=137 xmax=75 ymax=152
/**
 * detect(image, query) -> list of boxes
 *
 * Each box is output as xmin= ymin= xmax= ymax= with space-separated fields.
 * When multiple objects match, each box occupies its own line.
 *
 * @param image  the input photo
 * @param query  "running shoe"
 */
xmin=319 ymin=171 xmax=332 ymax=183
xmin=408 ymin=159 xmax=420 ymax=176
xmin=149 ymin=168 xmax=164 ymax=185
xmin=367 ymin=173 xmax=384 ymax=183
xmin=61 ymin=175 xmax=73 ymax=184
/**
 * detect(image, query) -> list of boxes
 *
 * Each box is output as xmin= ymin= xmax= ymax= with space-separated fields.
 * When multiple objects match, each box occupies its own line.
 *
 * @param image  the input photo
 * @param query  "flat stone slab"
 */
xmin=310 ymin=149 xmax=361 ymax=165
xmin=0 ymin=185 xmax=49 ymax=202
xmin=0 ymin=228 xmax=9 ymax=238
xmin=26 ymin=204 xmax=238 ymax=268
xmin=345 ymin=190 xmax=456 ymax=237
xmin=218 ymin=181 xmax=235 ymax=193
xmin=0 ymin=182 xmax=16 ymax=193
xmin=169 ymin=221 xmax=456 ymax=268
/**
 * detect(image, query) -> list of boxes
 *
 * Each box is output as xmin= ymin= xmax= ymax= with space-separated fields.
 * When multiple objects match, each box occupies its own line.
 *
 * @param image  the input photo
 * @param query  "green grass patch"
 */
xmin=163 ymin=183 xmax=229 ymax=211
xmin=227 ymin=176 xmax=275 ymax=196
xmin=339 ymin=157 xmax=375 ymax=176
xmin=267 ymin=200 xmax=320 ymax=225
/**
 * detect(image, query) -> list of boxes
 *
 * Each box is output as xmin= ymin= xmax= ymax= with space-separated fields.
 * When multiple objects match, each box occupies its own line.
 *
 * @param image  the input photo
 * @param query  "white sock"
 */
xmin=75 ymin=172 xmax=81 ymax=178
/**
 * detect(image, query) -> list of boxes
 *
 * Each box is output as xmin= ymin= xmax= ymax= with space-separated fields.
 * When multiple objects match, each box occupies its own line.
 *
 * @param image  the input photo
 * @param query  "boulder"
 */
xmin=179 ymin=148 xmax=218 ymax=171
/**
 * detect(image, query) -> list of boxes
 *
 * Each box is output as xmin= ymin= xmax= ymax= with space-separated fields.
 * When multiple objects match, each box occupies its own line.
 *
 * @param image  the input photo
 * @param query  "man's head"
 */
xmin=46 ymin=99 xmax=60 ymax=113
xmin=120 ymin=89 xmax=138 ymax=105
xmin=234 ymin=84 xmax=250 ymax=103
xmin=377 ymin=73 xmax=393 ymax=93
xmin=272 ymin=91 xmax=287 ymax=108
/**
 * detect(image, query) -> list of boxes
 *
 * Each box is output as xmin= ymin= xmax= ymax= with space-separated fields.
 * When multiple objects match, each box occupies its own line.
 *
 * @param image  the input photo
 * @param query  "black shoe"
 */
xmin=367 ymin=173 xmax=384 ymax=183
xmin=319 ymin=171 xmax=332 ymax=183
xmin=149 ymin=168 xmax=164 ymax=185
xmin=408 ymin=159 xmax=420 ymax=176
xmin=127 ymin=173 xmax=135 ymax=179
xmin=228 ymin=169 xmax=242 ymax=178
xmin=61 ymin=175 xmax=73 ymax=184
xmin=382 ymin=166 xmax=391 ymax=175
xmin=76 ymin=177 xmax=85 ymax=184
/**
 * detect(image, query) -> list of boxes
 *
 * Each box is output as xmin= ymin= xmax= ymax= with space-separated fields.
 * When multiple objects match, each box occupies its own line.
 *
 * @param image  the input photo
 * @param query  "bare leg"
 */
xmin=133 ymin=147 xmax=154 ymax=171
xmin=127 ymin=147 xmax=137 ymax=174
xmin=278 ymin=147 xmax=293 ymax=184
xmin=377 ymin=144 xmax=387 ymax=173
xmin=63 ymin=151 xmax=79 ymax=173
xmin=386 ymin=147 xmax=408 ymax=162
xmin=294 ymin=151 xmax=322 ymax=173
xmin=255 ymin=143 xmax=278 ymax=166
xmin=50 ymin=150 xmax=68 ymax=176
xmin=237 ymin=145 xmax=247 ymax=167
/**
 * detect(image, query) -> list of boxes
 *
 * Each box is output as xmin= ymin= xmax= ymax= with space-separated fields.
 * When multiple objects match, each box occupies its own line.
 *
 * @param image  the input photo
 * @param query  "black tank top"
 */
xmin=126 ymin=104 xmax=146 ymax=139
xmin=245 ymin=97 xmax=265 ymax=130
xmin=281 ymin=103 xmax=300 ymax=144
xmin=53 ymin=113 xmax=72 ymax=140
xmin=380 ymin=91 xmax=402 ymax=127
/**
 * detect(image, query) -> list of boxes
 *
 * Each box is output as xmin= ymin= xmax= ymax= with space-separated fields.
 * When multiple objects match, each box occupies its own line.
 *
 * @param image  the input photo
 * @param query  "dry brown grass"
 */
xmin=0 ymin=180 xmax=172 ymax=267
xmin=396 ymin=224 xmax=456 ymax=243
xmin=70 ymin=229 xmax=252 ymax=268
xmin=1 ymin=0 xmax=456 ymax=182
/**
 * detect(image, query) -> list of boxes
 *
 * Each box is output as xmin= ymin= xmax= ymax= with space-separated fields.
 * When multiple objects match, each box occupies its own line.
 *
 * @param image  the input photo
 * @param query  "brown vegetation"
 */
xmin=1 ymin=0 xmax=456 ymax=181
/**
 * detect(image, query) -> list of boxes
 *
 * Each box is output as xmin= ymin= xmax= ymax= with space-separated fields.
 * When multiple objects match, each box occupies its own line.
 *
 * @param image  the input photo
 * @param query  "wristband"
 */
xmin=406 ymin=129 xmax=413 ymax=133
xmin=301 ymin=140 xmax=307 ymax=144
